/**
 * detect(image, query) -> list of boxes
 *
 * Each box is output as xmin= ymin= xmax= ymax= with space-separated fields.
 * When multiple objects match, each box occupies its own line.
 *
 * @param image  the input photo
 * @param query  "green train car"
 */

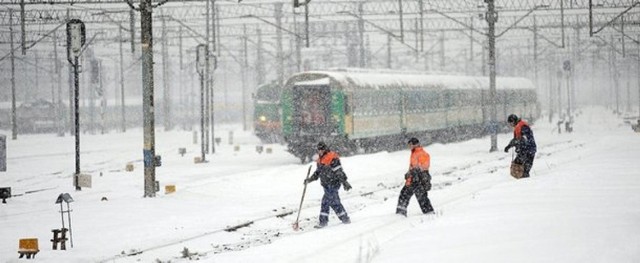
xmin=282 ymin=69 xmax=539 ymax=162
xmin=253 ymin=82 xmax=282 ymax=143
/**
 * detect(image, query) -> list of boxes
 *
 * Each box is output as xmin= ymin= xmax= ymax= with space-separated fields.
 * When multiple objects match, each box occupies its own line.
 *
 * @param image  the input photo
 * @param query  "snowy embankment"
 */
xmin=1 ymin=107 xmax=639 ymax=263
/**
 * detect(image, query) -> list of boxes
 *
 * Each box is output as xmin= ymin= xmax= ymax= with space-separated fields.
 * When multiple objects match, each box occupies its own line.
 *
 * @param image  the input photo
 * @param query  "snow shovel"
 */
xmin=292 ymin=165 xmax=313 ymax=231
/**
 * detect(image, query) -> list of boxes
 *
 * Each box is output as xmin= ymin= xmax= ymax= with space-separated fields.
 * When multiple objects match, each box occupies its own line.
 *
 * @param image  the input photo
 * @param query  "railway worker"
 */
xmin=304 ymin=141 xmax=353 ymax=228
xmin=504 ymin=114 xmax=537 ymax=178
xmin=396 ymin=137 xmax=434 ymax=216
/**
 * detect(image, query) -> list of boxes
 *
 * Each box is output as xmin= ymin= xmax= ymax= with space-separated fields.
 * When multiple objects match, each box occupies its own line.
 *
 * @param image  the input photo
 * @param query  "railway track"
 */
xmin=98 ymin=138 xmax=584 ymax=262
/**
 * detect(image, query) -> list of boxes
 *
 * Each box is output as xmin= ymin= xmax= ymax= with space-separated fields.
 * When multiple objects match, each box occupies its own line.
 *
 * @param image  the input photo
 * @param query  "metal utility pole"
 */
xmin=304 ymin=1 xmax=310 ymax=48
xmin=256 ymin=28 xmax=265 ymax=84
xmin=637 ymin=35 xmax=640 ymax=117
xmin=398 ymin=0 xmax=404 ymax=42
xmin=179 ymin=27 xmax=184 ymax=129
xmin=129 ymin=8 xmax=136 ymax=53
xmin=216 ymin=6 xmax=221 ymax=57
xmin=486 ymin=0 xmax=499 ymax=152
xmin=209 ymin=22 xmax=216 ymax=154
xmin=211 ymin=0 xmax=217 ymax=53
xmin=99 ymin=60 xmax=106 ymax=135
xmin=161 ymin=14 xmax=171 ymax=131
xmin=20 ymin=0 xmax=26 ymax=55
xmin=196 ymin=44 xmax=208 ymax=162
xmin=591 ymin=49 xmax=597 ymax=107
xmin=481 ymin=40 xmax=487 ymax=76
xmin=621 ymin=16 xmax=625 ymax=57
xmin=626 ymin=59 xmax=631 ymax=112
xmin=557 ymin=69 xmax=563 ymax=119
xmin=573 ymin=24 xmax=580 ymax=113
xmin=418 ymin=0 xmax=424 ymax=52
xmin=242 ymin=24 xmax=248 ymax=131
xmin=611 ymin=35 xmax=620 ymax=114
xmin=275 ymin=3 xmax=284 ymax=86
xmin=9 ymin=9 xmax=17 ymax=140
xmin=140 ymin=0 xmax=158 ymax=197
xmin=205 ymin=0 xmax=211 ymax=154
xmin=89 ymin=56 xmax=96 ymax=134
xmin=214 ymin=56 xmax=217 ymax=154
xmin=293 ymin=14 xmax=301 ymax=72
xmin=560 ymin=0 xmax=566 ymax=48
xmin=414 ymin=19 xmax=419 ymax=63
xmin=54 ymin=30 xmax=64 ymax=136
xmin=564 ymin=61 xmax=572 ymax=119
xmin=548 ymin=63 xmax=554 ymax=122
xmin=357 ymin=3 xmax=365 ymax=68
xmin=469 ymin=16 xmax=474 ymax=68
xmin=209 ymin=0 xmax=220 ymax=147
xmin=440 ymin=30 xmax=445 ymax=70
xmin=533 ymin=15 xmax=539 ymax=101
xmin=387 ymin=34 xmax=392 ymax=69
xmin=35 ymin=51 xmax=39 ymax=99
xmin=119 ymin=27 xmax=126 ymax=132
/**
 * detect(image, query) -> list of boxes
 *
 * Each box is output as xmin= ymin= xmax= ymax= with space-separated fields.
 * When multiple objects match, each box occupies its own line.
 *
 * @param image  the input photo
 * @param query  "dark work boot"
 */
xmin=396 ymin=206 xmax=408 ymax=217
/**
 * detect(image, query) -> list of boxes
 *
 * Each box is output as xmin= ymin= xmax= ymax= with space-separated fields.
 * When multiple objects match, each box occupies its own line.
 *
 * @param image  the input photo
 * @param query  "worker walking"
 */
xmin=504 ymin=114 xmax=537 ymax=178
xmin=304 ymin=142 xmax=352 ymax=228
xmin=396 ymin=137 xmax=434 ymax=216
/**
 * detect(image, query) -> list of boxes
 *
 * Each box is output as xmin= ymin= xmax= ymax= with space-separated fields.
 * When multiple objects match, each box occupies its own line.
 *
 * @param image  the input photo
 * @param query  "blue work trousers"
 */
xmin=319 ymin=185 xmax=349 ymax=224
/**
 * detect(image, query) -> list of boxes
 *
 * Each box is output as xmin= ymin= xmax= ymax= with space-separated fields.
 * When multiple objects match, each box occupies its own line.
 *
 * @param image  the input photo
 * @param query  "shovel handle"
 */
xmin=293 ymin=165 xmax=313 ymax=230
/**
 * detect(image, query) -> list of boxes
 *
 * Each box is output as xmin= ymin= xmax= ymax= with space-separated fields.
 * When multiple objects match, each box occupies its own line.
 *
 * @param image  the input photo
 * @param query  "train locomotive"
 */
xmin=253 ymin=81 xmax=283 ymax=143
xmin=281 ymin=69 xmax=539 ymax=162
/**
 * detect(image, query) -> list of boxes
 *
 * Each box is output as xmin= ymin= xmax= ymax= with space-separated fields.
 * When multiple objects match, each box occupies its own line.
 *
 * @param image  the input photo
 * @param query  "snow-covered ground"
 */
xmin=1 ymin=107 xmax=639 ymax=263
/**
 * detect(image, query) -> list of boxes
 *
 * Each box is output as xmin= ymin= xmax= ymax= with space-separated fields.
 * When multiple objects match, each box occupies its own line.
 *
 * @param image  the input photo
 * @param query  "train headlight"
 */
xmin=259 ymin=115 xmax=267 ymax=122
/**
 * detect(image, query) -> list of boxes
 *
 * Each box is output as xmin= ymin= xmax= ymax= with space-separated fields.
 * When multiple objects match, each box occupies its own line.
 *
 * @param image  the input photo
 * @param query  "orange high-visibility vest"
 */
xmin=409 ymin=146 xmax=430 ymax=171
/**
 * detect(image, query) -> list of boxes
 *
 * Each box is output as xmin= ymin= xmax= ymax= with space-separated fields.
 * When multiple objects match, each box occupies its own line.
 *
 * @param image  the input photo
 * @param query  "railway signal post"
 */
xmin=66 ymin=19 xmax=85 ymax=191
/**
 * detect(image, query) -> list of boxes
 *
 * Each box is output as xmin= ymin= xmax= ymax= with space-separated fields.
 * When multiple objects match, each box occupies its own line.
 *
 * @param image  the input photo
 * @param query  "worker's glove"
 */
xmin=404 ymin=172 xmax=410 ymax=180
xmin=342 ymin=181 xmax=352 ymax=191
xmin=303 ymin=178 xmax=314 ymax=185
xmin=504 ymin=146 xmax=511 ymax=153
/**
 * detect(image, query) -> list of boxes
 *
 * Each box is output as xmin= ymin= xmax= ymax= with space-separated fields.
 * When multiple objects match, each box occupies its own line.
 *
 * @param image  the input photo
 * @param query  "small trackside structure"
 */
xmin=18 ymin=238 xmax=39 ymax=259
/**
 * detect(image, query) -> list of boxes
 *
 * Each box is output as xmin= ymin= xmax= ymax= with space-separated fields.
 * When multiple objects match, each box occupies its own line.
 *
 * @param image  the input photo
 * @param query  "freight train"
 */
xmin=281 ymin=69 xmax=539 ymax=162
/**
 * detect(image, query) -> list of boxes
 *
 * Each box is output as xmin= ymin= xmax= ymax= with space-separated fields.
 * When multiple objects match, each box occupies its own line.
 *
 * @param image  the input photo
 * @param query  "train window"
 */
xmin=445 ymin=91 xmax=453 ymax=107
xmin=294 ymin=86 xmax=330 ymax=127
xmin=433 ymin=93 xmax=438 ymax=110
xmin=462 ymin=91 xmax=472 ymax=106
xmin=419 ymin=93 xmax=428 ymax=112
xmin=430 ymin=92 xmax=440 ymax=109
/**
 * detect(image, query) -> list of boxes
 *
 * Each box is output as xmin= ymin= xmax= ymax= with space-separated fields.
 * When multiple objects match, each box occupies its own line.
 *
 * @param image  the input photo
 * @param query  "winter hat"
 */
xmin=317 ymin=141 xmax=329 ymax=151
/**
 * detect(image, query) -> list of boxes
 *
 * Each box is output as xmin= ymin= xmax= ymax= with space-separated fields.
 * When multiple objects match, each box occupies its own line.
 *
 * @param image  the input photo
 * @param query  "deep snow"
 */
xmin=1 ymin=106 xmax=639 ymax=263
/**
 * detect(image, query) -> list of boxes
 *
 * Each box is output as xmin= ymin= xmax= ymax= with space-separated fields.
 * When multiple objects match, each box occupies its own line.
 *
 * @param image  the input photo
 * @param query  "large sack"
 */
xmin=510 ymin=162 xmax=524 ymax=179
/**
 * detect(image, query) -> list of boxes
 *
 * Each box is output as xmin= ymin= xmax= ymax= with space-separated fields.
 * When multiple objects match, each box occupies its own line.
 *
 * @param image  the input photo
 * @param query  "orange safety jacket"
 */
xmin=513 ymin=120 xmax=530 ymax=139
xmin=309 ymin=150 xmax=347 ymax=188
xmin=406 ymin=146 xmax=430 ymax=186
xmin=318 ymin=151 xmax=339 ymax=166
